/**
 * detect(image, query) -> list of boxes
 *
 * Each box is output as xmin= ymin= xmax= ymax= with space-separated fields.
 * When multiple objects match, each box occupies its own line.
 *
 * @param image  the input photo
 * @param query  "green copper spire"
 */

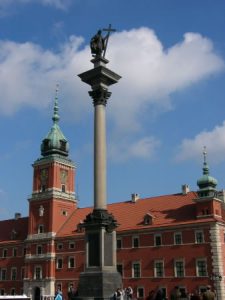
xmin=197 ymin=146 xmax=217 ymax=197
xmin=52 ymin=84 xmax=60 ymax=124
xmin=41 ymin=85 xmax=69 ymax=157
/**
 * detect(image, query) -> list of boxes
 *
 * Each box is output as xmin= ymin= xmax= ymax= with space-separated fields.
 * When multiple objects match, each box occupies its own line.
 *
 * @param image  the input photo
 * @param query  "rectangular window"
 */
xmin=61 ymin=184 xmax=66 ymax=193
xmin=34 ymin=266 xmax=42 ymax=279
xmin=1 ymin=269 xmax=7 ymax=280
xmin=154 ymin=234 xmax=162 ymax=246
xmin=37 ymin=245 xmax=42 ymax=255
xmin=23 ymin=247 xmax=27 ymax=256
xmin=174 ymin=260 xmax=184 ymax=277
xmin=11 ymin=268 xmax=17 ymax=280
xmin=196 ymin=259 xmax=207 ymax=276
xmin=21 ymin=267 xmax=25 ymax=279
xmin=117 ymin=264 xmax=123 ymax=277
xmin=174 ymin=232 xmax=182 ymax=245
xmin=0 ymin=289 xmax=5 ymax=295
xmin=57 ymin=243 xmax=63 ymax=250
xmin=3 ymin=249 xmax=7 ymax=258
xmin=11 ymin=289 xmax=15 ymax=295
xmin=13 ymin=248 xmax=17 ymax=257
xmin=137 ymin=287 xmax=144 ymax=298
xmin=132 ymin=236 xmax=139 ymax=248
xmin=132 ymin=262 xmax=141 ymax=278
xmin=69 ymin=242 xmax=75 ymax=249
xmin=195 ymin=230 xmax=204 ymax=244
xmin=38 ymin=225 xmax=44 ymax=234
xmin=68 ymin=257 xmax=75 ymax=268
xmin=154 ymin=260 xmax=164 ymax=278
xmin=57 ymin=258 xmax=63 ymax=269
xmin=117 ymin=238 xmax=122 ymax=249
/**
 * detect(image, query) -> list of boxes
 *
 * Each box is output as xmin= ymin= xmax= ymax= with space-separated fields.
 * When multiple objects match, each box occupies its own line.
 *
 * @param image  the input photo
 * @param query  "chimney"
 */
xmin=182 ymin=184 xmax=190 ymax=195
xmin=15 ymin=213 xmax=21 ymax=220
xmin=131 ymin=193 xmax=139 ymax=203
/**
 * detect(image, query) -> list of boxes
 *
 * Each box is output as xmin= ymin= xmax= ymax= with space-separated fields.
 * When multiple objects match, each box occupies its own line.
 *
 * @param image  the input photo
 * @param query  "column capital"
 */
xmin=89 ymin=87 xmax=111 ymax=106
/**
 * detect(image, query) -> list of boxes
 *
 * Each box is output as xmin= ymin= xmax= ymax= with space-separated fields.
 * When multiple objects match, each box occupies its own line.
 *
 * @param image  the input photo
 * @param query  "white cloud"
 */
xmin=108 ymin=136 xmax=161 ymax=162
xmin=0 ymin=27 xmax=223 ymax=160
xmin=176 ymin=121 xmax=225 ymax=163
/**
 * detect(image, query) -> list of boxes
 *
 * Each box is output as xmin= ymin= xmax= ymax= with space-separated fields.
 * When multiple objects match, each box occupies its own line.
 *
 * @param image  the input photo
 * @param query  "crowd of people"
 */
xmin=113 ymin=285 xmax=216 ymax=300
xmin=57 ymin=284 xmax=216 ymax=300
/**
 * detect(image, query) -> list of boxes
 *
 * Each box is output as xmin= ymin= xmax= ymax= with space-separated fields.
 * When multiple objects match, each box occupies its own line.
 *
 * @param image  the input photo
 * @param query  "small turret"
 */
xmin=197 ymin=147 xmax=217 ymax=198
xmin=41 ymin=85 xmax=69 ymax=157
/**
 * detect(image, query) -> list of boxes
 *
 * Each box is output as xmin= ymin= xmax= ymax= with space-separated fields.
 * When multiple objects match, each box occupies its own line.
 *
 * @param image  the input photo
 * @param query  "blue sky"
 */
xmin=0 ymin=0 xmax=225 ymax=220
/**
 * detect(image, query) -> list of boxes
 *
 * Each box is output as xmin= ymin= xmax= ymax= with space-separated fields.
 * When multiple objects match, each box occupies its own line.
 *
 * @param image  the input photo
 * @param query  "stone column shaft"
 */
xmin=94 ymin=103 xmax=106 ymax=210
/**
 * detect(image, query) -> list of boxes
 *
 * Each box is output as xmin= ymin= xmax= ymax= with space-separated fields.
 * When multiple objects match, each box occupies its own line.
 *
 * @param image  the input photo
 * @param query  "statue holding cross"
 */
xmin=90 ymin=24 xmax=116 ymax=58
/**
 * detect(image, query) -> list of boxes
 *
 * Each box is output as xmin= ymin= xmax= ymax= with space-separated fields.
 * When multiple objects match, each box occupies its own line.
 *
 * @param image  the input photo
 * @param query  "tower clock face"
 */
xmin=40 ymin=168 xmax=48 ymax=183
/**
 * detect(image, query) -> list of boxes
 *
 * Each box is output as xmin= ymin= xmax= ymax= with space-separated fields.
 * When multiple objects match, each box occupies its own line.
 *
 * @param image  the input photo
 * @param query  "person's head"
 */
xmin=207 ymin=285 xmax=211 ymax=290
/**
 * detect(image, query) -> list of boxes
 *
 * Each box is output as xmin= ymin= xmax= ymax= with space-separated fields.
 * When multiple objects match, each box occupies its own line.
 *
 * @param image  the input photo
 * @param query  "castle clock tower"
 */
xmin=24 ymin=89 xmax=76 ymax=299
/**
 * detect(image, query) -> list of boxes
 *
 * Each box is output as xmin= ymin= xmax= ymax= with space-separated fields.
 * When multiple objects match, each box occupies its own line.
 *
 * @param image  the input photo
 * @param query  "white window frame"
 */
xmin=12 ymin=248 xmax=17 ymax=257
xmin=11 ymin=288 xmax=15 ymax=295
xmin=34 ymin=266 xmax=42 ymax=280
xmin=38 ymin=224 xmax=44 ymax=234
xmin=154 ymin=260 xmax=164 ymax=278
xmin=132 ymin=261 xmax=141 ymax=278
xmin=196 ymin=258 xmax=208 ymax=277
xmin=36 ymin=245 xmax=42 ymax=255
xmin=68 ymin=257 xmax=75 ymax=268
xmin=69 ymin=242 xmax=75 ymax=249
xmin=1 ymin=268 xmax=7 ymax=280
xmin=174 ymin=232 xmax=182 ymax=245
xmin=2 ymin=248 xmax=7 ymax=258
xmin=154 ymin=234 xmax=162 ymax=246
xmin=57 ymin=243 xmax=63 ymax=250
xmin=174 ymin=259 xmax=185 ymax=277
xmin=57 ymin=257 xmax=63 ymax=269
xmin=11 ymin=267 xmax=17 ymax=280
xmin=132 ymin=236 xmax=139 ymax=248
xmin=195 ymin=230 xmax=204 ymax=244
xmin=137 ymin=287 xmax=144 ymax=299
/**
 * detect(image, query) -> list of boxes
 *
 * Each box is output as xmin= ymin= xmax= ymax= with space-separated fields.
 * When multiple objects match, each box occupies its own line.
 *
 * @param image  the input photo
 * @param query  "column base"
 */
xmin=77 ymin=270 xmax=122 ymax=299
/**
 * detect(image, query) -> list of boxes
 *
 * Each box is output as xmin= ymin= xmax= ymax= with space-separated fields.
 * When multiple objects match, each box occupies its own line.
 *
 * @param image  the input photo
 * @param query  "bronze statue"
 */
xmin=90 ymin=24 xmax=116 ymax=58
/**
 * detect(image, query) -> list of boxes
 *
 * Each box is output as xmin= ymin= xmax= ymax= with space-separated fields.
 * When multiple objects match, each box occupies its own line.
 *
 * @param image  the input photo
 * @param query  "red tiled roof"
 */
xmin=0 ymin=217 xmax=28 ymax=243
xmin=57 ymin=191 xmax=215 ymax=237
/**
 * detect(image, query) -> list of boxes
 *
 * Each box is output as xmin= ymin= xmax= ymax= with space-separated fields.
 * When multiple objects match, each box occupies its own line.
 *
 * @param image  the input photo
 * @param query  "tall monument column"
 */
xmin=77 ymin=26 xmax=122 ymax=299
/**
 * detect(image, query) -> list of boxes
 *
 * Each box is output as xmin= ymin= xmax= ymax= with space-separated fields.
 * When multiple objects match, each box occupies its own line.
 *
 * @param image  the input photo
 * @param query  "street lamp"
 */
xmin=211 ymin=272 xmax=222 ymax=300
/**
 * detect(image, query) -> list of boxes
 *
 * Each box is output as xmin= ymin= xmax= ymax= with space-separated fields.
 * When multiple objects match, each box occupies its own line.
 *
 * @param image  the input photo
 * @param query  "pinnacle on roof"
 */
xmin=40 ymin=85 xmax=69 ymax=157
xmin=197 ymin=146 xmax=217 ymax=196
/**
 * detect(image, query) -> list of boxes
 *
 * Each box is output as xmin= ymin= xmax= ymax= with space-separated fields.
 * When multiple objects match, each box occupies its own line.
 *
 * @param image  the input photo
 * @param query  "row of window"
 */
xmin=117 ymin=230 xmax=205 ymax=249
xmin=0 ymin=256 xmax=75 ymax=281
xmin=56 ymin=257 xmax=75 ymax=269
xmin=117 ymin=258 xmax=208 ymax=278
xmin=0 ymin=267 xmax=25 ymax=281
xmin=0 ymin=241 xmax=75 ymax=258
xmin=0 ymin=247 xmax=24 ymax=258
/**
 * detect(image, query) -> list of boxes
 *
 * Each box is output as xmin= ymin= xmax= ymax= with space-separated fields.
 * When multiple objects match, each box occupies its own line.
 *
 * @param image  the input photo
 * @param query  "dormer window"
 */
xmin=143 ymin=213 xmax=153 ymax=225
